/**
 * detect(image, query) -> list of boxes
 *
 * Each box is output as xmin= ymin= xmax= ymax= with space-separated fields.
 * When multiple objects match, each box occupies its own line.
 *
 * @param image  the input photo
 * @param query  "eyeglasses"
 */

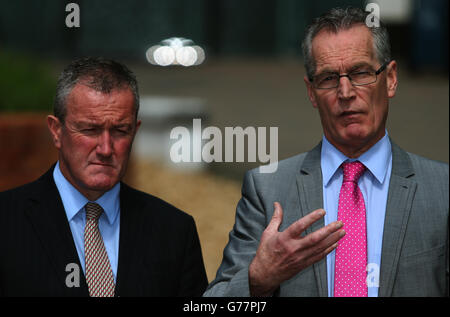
xmin=310 ymin=61 xmax=390 ymax=89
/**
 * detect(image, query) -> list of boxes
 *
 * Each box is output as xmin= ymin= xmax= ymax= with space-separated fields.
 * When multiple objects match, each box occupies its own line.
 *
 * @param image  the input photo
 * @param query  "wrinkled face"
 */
xmin=305 ymin=25 xmax=397 ymax=156
xmin=48 ymin=83 xmax=140 ymax=200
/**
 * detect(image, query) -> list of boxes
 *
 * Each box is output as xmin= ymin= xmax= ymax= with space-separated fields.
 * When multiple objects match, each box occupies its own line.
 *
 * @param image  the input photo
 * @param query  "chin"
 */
xmin=85 ymin=176 xmax=119 ymax=192
xmin=342 ymin=124 xmax=370 ymax=140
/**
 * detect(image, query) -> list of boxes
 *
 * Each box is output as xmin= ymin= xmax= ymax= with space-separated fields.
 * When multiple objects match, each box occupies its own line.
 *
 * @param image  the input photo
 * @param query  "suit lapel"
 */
xmin=295 ymin=142 xmax=328 ymax=297
xmin=378 ymin=142 xmax=416 ymax=297
xmin=115 ymin=183 xmax=148 ymax=296
xmin=25 ymin=167 xmax=89 ymax=296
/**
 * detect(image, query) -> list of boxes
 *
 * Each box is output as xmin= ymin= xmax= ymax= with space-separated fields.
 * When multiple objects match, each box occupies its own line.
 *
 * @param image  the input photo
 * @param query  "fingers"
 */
xmin=266 ymin=205 xmax=345 ymax=254
xmin=303 ymin=220 xmax=344 ymax=247
xmin=281 ymin=209 xmax=345 ymax=267
xmin=292 ymin=227 xmax=345 ymax=271
xmin=251 ymin=205 xmax=346 ymax=293
xmin=265 ymin=202 xmax=284 ymax=234
xmin=302 ymin=226 xmax=345 ymax=259
xmin=284 ymin=208 xmax=326 ymax=239
xmin=303 ymin=238 xmax=340 ymax=269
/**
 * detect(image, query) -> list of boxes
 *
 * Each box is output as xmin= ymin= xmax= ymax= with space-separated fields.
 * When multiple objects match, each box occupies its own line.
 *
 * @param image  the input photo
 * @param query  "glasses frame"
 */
xmin=310 ymin=61 xmax=391 ymax=89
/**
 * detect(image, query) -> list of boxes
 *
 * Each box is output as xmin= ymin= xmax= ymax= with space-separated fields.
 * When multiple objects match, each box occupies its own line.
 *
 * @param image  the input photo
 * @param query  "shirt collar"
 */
xmin=53 ymin=161 xmax=120 ymax=224
xmin=321 ymin=131 xmax=392 ymax=186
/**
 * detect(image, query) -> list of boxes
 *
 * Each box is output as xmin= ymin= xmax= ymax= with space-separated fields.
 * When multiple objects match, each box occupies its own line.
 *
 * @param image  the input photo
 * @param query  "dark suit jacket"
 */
xmin=0 ymin=166 xmax=208 ymax=297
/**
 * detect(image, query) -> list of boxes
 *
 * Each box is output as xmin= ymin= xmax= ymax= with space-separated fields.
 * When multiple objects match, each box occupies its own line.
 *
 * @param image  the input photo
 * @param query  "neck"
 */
xmin=80 ymin=190 xmax=105 ymax=202
xmin=338 ymin=145 xmax=372 ymax=158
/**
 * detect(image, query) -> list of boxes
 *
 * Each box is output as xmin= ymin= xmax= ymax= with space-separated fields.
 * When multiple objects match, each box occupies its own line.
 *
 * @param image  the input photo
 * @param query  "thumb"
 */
xmin=266 ymin=202 xmax=283 ymax=233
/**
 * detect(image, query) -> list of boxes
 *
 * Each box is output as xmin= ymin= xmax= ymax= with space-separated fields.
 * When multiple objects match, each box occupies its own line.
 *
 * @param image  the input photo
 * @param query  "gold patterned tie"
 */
xmin=84 ymin=202 xmax=115 ymax=297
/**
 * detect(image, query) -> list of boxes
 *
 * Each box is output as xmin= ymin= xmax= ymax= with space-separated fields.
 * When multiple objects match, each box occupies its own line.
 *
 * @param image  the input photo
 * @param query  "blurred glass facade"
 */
xmin=0 ymin=0 xmax=447 ymax=71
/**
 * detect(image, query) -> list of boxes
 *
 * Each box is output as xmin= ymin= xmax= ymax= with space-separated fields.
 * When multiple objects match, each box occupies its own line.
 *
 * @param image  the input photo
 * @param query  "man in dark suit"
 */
xmin=0 ymin=57 xmax=208 ymax=296
xmin=204 ymin=7 xmax=448 ymax=297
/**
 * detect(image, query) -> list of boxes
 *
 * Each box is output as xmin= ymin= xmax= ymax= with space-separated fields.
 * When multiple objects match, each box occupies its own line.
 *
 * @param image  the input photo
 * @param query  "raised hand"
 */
xmin=248 ymin=202 xmax=345 ymax=296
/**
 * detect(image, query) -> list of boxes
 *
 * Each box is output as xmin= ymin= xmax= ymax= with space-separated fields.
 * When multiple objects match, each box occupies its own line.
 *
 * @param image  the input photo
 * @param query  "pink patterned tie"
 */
xmin=334 ymin=161 xmax=368 ymax=297
xmin=84 ymin=202 xmax=115 ymax=297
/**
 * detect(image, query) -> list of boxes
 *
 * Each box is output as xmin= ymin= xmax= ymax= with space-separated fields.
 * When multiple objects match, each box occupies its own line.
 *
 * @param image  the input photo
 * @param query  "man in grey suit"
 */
xmin=204 ymin=7 xmax=448 ymax=297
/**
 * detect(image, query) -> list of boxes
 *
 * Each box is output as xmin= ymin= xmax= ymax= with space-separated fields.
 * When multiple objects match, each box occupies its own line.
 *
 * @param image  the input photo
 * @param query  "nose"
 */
xmin=97 ymin=130 xmax=113 ymax=157
xmin=337 ymin=76 xmax=356 ymax=101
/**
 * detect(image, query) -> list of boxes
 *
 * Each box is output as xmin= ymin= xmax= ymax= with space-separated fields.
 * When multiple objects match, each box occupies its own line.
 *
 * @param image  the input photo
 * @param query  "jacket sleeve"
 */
xmin=203 ymin=170 xmax=268 ymax=297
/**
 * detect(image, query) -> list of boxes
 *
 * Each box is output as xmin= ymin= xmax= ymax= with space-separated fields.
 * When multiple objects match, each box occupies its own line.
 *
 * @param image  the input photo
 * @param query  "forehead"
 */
xmin=66 ymin=83 xmax=135 ymax=122
xmin=311 ymin=25 xmax=376 ymax=72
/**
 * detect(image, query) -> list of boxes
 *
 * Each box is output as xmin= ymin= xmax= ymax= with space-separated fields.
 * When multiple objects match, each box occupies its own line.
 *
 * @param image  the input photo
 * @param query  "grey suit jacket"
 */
xmin=204 ymin=141 xmax=449 ymax=297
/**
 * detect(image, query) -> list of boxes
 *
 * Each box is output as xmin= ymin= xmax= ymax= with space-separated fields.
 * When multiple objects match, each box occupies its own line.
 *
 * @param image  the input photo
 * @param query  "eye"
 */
xmin=113 ymin=127 xmax=131 ymax=136
xmin=82 ymin=128 xmax=98 ymax=134
xmin=352 ymin=71 xmax=371 ymax=75
xmin=349 ymin=71 xmax=374 ymax=81
xmin=317 ymin=74 xmax=337 ymax=84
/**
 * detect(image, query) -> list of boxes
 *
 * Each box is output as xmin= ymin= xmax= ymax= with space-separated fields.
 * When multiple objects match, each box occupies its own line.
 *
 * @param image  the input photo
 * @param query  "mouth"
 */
xmin=340 ymin=110 xmax=364 ymax=119
xmin=90 ymin=162 xmax=114 ymax=167
xmin=340 ymin=110 xmax=362 ymax=117
xmin=339 ymin=111 xmax=364 ymax=125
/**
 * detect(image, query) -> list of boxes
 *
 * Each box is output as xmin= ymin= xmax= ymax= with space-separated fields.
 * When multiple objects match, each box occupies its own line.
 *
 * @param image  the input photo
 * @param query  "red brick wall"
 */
xmin=0 ymin=113 xmax=57 ymax=191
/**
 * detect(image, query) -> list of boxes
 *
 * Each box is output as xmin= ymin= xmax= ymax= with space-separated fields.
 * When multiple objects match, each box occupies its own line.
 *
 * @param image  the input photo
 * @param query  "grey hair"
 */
xmin=54 ymin=57 xmax=140 ymax=123
xmin=302 ymin=7 xmax=391 ymax=80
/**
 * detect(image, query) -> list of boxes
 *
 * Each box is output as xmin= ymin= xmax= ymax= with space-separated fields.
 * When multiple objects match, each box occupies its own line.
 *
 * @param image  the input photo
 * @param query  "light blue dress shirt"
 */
xmin=53 ymin=161 xmax=120 ymax=282
xmin=321 ymin=132 xmax=392 ymax=297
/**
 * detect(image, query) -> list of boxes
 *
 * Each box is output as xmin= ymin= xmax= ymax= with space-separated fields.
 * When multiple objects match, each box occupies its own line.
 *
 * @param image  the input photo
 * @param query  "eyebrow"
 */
xmin=348 ymin=62 xmax=374 ymax=72
xmin=73 ymin=121 xmax=133 ymax=129
xmin=316 ymin=62 xmax=374 ymax=75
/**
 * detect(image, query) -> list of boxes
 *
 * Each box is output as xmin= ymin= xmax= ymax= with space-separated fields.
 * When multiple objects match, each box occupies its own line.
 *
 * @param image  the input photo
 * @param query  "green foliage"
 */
xmin=0 ymin=51 xmax=56 ymax=112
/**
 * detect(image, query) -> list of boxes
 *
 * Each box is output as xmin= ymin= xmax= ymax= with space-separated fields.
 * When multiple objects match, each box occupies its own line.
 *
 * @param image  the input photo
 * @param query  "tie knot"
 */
xmin=342 ymin=161 xmax=366 ymax=183
xmin=85 ymin=202 xmax=103 ymax=221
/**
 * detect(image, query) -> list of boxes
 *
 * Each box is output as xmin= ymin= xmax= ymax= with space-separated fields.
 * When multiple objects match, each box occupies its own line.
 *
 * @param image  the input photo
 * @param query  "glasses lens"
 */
xmin=349 ymin=71 xmax=376 ymax=85
xmin=313 ymin=70 xmax=378 ymax=89
xmin=314 ymin=73 xmax=339 ymax=89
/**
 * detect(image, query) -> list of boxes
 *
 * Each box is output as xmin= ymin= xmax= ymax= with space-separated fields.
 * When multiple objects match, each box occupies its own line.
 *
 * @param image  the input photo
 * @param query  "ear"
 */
xmin=135 ymin=119 xmax=141 ymax=133
xmin=304 ymin=75 xmax=318 ymax=108
xmin=130 ymin=119 xmax=141 ymax=143
xmin=386 ymin=60 xmax=398 ymax=98
xmin=47 ymin=115 xmax=63 ymax=149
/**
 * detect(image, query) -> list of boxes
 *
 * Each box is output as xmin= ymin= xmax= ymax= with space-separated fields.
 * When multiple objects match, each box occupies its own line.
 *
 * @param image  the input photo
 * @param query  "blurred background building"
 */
xmin=0 ymin=0 xmax=448 ymax=281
